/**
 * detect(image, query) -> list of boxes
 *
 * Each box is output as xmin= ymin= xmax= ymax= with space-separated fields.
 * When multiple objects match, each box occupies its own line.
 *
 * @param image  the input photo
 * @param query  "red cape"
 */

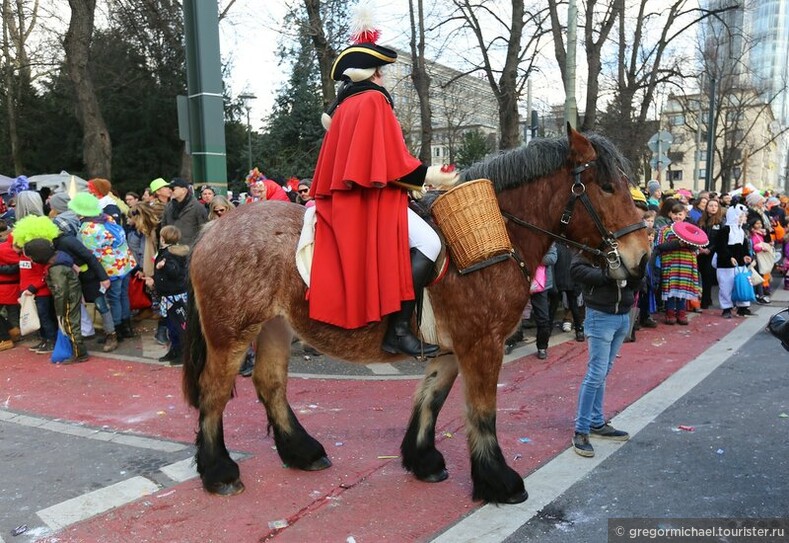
xmin=309 ymin=90 xmax=421 ymax=329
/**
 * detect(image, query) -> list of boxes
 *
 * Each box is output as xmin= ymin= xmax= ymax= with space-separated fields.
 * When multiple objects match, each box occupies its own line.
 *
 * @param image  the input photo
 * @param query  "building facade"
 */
xmin=384 ymin=47 xmax=500 ymax=164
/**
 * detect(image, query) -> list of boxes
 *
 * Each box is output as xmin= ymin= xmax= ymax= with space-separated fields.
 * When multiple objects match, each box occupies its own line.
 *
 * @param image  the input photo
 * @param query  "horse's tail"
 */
xmin=182 ymin=272 xmax=206 ymax=409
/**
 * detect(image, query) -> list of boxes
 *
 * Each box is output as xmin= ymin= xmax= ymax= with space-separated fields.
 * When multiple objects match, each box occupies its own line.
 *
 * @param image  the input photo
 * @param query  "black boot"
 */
xmin=382 ymin=249 xmax=440 ymax=357
xmin=117 ymin=318 xmax=136 ymax=339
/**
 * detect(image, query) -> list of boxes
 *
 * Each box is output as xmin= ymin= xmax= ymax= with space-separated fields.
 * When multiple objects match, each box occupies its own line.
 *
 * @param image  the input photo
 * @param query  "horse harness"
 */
xmin=500 ymin=160 xmax=647 ymax=280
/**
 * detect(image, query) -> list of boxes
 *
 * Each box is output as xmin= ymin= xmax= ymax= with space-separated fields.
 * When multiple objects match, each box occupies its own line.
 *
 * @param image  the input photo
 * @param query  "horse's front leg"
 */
xmin=457 ymin=339 xmax=528 ymax=504
xmin=401 ymin=354 xmax=459 ymax=482
xmin=252 ymin=317 xmax=331 ymax=471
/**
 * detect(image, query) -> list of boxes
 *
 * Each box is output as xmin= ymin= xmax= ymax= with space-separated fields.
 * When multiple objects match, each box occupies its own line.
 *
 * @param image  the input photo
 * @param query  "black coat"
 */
xmin=54 ymin=234 xmax=109 ymax=302
xmin=712 ymin=226 xmax=751 ymax=269
xmin=570 ymin=254 xmax=640 ymax=315
xmin=153 ymin=244 xmax=189 ymax=296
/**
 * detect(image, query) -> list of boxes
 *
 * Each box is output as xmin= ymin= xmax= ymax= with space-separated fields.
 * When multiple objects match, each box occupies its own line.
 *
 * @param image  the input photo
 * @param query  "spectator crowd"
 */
xmin=0 ymin=170 xmax=313 ymax=364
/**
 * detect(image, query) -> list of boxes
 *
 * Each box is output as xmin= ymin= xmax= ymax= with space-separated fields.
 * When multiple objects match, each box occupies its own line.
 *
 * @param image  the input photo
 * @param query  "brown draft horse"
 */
xmin=182 ymin=125 xmax=650 ymax=505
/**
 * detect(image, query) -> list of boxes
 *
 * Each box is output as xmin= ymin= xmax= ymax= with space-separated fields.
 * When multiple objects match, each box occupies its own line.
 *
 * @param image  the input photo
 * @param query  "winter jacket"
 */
xmin=554 ymin=243 xmax=580 ymax=293
xmin=570 ymin=254 xmax=639 ymax=315
xmin=162 ymin=196 xmax=208 ymax=248
xmin=53 ymin=234 xmax=109 ymax=302
xmin=78 ymin=214 xmax=136 ymax=280
xmin=712 ymin=225 xmax=751 ymax=269
xmin=153 ymin=244 xmax=189 ymax=296
xmin=0 ymin=237 xmax=20 ymax=304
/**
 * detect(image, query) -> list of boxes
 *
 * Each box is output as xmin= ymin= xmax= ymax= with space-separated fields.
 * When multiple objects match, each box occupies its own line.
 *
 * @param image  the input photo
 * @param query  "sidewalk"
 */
xmin=0 ymin=294 xmax=774 ymax=542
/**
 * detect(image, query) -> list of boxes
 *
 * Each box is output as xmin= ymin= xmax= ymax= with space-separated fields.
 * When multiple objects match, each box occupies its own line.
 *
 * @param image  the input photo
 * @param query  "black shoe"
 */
xmin=536 ymin=348 xmax=547 ymax=360
xmin=590 ymin=423 xmax=630 ymax=441
xmin=29 ymin=340 xmax=47 ymax=352
xmin=640 ymin=317 xmax=658 ymax=329
xmin=158 ymin=348 xmax=180 ymax=363
xmin=736 ymin=307 xmax=754 ymax=317
xmin=572 ymin=432 xmax=595 ymax=457
xmin=117 ymin=319 xmax=136 ymax=339
xmin=575 ymin=328 xmax=585 ymax=342
xmin=35 ymin=340 xmax=54 ymax=354
xmin=722 ymin=308 xmax=732 ymax=319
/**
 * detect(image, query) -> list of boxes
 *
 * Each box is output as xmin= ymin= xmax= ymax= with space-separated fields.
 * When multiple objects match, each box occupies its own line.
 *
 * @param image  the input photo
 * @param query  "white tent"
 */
xmin=28 ymin=171 xmax=88 ymax=195
xmin=0 ymin=174 xmax=13 ymax=194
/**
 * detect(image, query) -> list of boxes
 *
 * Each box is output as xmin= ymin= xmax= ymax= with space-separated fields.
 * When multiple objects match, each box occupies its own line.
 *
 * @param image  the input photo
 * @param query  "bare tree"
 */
xmin=1 ymin=0 xmax=38 ymax=174
xmin=408 ymin=0 xmax=433 ymax=163
xmin=64 ymin=0 xmax=111 ymax=178
xmin=448 ymin=0 xmax=550 ymax=150
xmin=547 ymin=0 xmax=620 ymax=132
xmin=596 ymin=0 xmax=738 ymax=179
xmin=301 ymin=0 xmax=353 ymax=109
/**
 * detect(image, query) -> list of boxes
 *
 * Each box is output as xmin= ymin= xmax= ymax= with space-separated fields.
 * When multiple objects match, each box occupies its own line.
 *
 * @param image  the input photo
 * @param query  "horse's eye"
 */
xmin=601 ymin=183 xmax=615 ymax=194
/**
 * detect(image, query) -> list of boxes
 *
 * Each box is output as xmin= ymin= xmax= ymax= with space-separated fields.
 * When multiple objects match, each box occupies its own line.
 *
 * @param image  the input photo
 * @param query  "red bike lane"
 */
xmin=1 ymin=313 xmax=739 ymax=543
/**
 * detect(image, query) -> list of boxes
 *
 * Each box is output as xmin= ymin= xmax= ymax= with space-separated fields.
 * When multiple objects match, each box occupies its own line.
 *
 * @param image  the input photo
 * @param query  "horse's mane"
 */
xmin=459 ymin=133 xmax=630 ymax=193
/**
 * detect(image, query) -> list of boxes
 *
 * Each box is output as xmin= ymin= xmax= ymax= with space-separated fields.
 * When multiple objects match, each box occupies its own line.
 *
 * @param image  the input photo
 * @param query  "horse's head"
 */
xmin=561 ymin=124 xmax=651 ymax=280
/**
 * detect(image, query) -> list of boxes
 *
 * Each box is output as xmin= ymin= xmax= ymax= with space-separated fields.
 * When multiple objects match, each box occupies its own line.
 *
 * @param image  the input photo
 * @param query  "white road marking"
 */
xmin=431 ymin=297 xmax=778 ymax=542
xmin=37 ymin=476 xmax=160 ymax=531
xmin=1 ymin=410 xmax=187 ymax=452
xmin=366 ymin=363 xmax=401 ymax=374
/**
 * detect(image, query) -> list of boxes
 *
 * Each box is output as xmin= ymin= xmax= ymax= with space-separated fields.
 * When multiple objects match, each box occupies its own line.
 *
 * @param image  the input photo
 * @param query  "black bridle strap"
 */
xmin=501 ymin=210 xmax=608 ymax=259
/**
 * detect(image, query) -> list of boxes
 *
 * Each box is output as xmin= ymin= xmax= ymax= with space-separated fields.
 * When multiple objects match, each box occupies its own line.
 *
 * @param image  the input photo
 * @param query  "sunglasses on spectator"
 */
xmin=298 ymin=188 xmax=309 ymax=194
xmin=214 ymin=208 xmax=227 ymax=214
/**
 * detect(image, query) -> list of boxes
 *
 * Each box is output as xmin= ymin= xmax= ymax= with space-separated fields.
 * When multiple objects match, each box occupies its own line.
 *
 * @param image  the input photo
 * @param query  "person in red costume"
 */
xmin=308 ymin=14 xmax=458 ymax=357
xmin=245 ymin=168 xmax=290 ymax=203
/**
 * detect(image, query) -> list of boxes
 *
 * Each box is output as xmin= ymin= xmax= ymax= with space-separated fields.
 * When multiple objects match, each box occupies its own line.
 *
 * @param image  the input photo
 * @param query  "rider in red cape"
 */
xmin=309 ymin=14 xmax=458 ymax=357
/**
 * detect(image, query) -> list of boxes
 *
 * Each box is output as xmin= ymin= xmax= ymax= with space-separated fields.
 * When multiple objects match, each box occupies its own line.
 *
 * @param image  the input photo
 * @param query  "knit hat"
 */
xmin=68 ymin=192 xmax=102 ymax=217
xmin=745 ymin=191 xmax=765 ymax=207
xmin=23 ymin=238 xmax=56 ymax=265
xmin=88 ymin=178 xmax=112 ymax=197
xmin=766 ymin=197 xmax=780 ymax=209
xmin=647 ymin=180 xmax=661 ymax=195
xmin=149 ymin=178 xmax=169 ymax=193
xmin=49 ymin=192 xmax=71 ymax=214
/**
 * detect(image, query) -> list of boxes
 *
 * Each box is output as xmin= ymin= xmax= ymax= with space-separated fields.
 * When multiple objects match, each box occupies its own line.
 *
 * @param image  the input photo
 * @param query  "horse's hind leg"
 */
xmin=459 ymin=340 xmax=528 ymax=504
xmin=196 ymin=339 xmax=250 ymax=495
xmin=252 ymin=317 xmax=331 ymax=471
xmin=401 ymin=354 xmax=459 ymax=483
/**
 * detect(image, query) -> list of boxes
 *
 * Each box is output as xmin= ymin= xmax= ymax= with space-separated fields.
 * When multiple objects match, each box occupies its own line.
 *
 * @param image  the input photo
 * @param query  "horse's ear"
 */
xmin=566 ymin=122 xmax=596 ymax=164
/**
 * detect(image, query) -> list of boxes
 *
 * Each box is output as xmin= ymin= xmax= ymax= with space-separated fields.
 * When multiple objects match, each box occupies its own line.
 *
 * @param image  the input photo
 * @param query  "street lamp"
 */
xmin=238 ymin=93 xmax=257 ymax=172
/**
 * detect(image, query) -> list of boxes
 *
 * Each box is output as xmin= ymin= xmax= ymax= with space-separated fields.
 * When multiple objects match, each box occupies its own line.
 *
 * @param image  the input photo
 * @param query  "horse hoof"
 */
xmin=499 ymin=490 xmax=528 ymax=504
xmin=205 ymin=479 xmax=245 ymax=496
xmin=417 ymin=468 xmax=449 ymax=483
xmin=304 ymin=456 xmax=332 ymax=471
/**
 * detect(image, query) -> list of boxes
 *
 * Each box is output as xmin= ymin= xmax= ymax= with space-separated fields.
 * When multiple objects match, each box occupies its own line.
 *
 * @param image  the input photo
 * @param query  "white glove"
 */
xmin=409 ymin=186 xmax=427 ymax=200
xmin=425 ymin=165 xmax=459 ymax=188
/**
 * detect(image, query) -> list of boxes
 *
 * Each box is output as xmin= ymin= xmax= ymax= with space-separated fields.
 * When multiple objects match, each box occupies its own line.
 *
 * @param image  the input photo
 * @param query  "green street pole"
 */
xmin=183 ymin=0 xmax=227 ymax=194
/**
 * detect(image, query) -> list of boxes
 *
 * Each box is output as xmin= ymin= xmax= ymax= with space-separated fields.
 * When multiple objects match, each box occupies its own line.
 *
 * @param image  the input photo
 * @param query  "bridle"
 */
xmin=500 ymin=160 xmax=647 ymax=270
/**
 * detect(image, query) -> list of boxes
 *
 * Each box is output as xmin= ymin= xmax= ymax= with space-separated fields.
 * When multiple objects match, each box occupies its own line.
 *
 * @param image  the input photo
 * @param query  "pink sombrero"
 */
xmin=672 ymin=221 xmax=709 ymax=247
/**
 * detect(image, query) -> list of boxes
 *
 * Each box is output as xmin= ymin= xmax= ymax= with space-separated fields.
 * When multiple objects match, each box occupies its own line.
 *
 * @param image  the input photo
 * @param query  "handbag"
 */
xmin=530 ymin=265 xmax=547 ymax=293
xmin=755 ymin=246 xmax=775 ymax=275
xmin=731 ymin=266 xmax=756 ymax=303
xmin=51 ymin=328 xmax=74 ymax=363
xmin=128 ymin=275 xmax=152 ymax=310
xmin=749 ymin=265 xmax=764 ymax=287
xmin=19 ymin=295 xmax=41 ymax=336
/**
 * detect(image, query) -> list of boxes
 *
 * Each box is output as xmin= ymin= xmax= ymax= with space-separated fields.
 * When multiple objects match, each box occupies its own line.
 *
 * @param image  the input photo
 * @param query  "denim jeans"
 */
xmin=106 ymin=274 xmax=131 ymax=327
xmin=36 ymin=295 xmax=57 ymax=341
xmin=575 ymin=307 xmax=630 ymax=434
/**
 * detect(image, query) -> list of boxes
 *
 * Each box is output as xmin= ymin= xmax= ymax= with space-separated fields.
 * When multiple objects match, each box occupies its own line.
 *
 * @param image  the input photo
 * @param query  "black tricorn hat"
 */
xmin=330 ymin=43 xmax=397 ymax=81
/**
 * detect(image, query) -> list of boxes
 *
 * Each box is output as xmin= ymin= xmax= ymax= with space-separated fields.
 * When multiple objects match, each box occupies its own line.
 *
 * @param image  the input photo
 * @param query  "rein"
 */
xmin=500 ymin=160 xmax=647 ymax=270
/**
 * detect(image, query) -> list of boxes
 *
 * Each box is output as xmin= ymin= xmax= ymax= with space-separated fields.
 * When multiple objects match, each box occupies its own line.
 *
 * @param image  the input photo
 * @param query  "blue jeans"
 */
xmin=106 ymin=274 xmax=131 ymax=327
xmin=36 ymin=296 xmax=57 ymax=341
xmin=575 ymin=307 xmax=630 ymax=434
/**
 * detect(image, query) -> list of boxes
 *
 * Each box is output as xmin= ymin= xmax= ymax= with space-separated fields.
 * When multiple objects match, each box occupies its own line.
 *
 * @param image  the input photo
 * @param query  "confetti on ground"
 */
xmin=377 ymin=455 xmax=399 ymax=459
xmin=519 ymin=437 xmax=532 ymax=443
xmin=268 ymin=519 xmax=288 ymax=530
xmin=677 ymin=425 xmax=695 ymax=432
xmin=779 ymin=413 xmax=789 ymax=418
xmin=443 ymin=431 xmax=453 ymax=438
xmin=716 ymin=448 xmax=724 ymax=455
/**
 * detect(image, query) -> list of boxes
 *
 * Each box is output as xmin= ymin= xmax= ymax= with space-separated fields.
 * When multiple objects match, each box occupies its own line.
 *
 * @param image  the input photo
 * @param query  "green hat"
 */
xmin=68 ymin=192 xmax=102 ymax=217
xmin=150 ymin=178 xmax=169 ymax=193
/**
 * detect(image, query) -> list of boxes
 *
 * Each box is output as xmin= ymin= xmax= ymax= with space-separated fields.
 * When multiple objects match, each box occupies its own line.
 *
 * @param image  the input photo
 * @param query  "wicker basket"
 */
xmin=430 ymin=179 xmax=512 ymax=274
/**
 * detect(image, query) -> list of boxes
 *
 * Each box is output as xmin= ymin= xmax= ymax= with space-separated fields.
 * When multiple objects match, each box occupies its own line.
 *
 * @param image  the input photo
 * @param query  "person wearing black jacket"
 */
xmin=569 ymin=253 xmax=640 ymax=458
xmin=145 ymin=225 xmax=189 ymax=364
xmin=714 ymin=203 xmax=753 ymax=318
